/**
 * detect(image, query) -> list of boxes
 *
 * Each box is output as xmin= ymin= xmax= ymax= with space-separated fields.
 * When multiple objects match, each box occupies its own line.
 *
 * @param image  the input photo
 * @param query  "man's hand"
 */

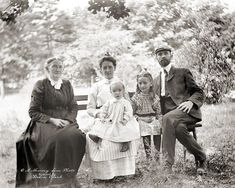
xmin=177 ymin=101 xmax=193 ymax=113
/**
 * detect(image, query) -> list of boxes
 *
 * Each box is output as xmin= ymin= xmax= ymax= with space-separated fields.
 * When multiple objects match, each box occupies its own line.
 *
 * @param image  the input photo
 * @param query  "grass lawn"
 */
xmin=0 ymin=93 xmax=234 ymax=188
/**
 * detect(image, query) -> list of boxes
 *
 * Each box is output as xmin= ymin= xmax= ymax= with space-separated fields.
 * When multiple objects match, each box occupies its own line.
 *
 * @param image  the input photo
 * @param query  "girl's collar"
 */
xmin=139 ymin=92 xmax=150 ymax=96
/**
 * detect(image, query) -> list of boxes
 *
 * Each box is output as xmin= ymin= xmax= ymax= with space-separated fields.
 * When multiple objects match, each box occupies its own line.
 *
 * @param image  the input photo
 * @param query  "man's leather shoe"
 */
xmin=163 ymin=162 xmax=173 ymax=174
xmin=197 ymin=160 xmax=207 ymax=175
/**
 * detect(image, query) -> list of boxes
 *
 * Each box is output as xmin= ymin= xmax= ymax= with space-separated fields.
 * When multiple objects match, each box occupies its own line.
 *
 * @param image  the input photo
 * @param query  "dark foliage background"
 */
xmin=0 ymin=0 xmax=234 ymax=103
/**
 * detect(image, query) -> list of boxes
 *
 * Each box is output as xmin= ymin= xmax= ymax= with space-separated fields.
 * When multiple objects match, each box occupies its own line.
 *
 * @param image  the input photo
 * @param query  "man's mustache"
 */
xmin=160 ymin=58 xmax=169 ymax=62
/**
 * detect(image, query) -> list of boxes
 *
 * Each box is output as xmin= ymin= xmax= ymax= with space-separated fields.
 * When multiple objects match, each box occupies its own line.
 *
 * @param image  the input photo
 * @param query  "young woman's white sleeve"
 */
xmin=87 ymin=84 xmax=99 ymax=117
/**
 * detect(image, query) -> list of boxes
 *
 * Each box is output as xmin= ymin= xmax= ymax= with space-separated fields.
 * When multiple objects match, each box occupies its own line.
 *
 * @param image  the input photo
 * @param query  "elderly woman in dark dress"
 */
xmin=16 ymin=58 xmax=86 ymax=187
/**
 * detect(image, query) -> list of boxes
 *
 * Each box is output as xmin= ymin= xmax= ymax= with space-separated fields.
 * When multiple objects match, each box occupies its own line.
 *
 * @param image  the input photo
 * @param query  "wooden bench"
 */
xmin=74 ymin=94 xmax=90 ymax=110
xmin=74 ymin=92 xmax=135 ymax=111
xmin=75 ymin=93 xmax=202 ymax=165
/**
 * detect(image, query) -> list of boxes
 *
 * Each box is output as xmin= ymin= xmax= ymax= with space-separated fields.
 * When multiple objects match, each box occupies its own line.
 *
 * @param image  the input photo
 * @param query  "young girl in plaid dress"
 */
xmin=131 ymin=71 xmax=162 ymax=160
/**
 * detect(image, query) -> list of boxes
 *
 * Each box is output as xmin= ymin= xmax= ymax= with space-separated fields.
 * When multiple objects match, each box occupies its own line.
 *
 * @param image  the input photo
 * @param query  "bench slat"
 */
xmin=74 ymin=95 xmax=88 ymax=101
xmin=77 ymin=104 xmax=87 ymax=111
xmin=187 ymin=123 xmax=202 ymax=132
xmin=74 ymin=92 xmax=135 ymax=111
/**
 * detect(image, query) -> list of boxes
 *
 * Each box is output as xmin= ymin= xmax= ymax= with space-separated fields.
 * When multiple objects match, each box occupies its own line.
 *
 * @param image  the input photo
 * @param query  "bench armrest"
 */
xmin=187 ymin=123 xmax=202 ymax=132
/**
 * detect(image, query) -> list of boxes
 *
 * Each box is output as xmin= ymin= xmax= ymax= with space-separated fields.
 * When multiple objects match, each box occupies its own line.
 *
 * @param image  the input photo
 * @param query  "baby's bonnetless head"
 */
xmin=110 ymin=81 xmax=125 ymax=100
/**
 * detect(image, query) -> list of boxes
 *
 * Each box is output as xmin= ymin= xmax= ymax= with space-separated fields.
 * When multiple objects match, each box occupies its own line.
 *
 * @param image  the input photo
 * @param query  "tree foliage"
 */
xmin=88 ymin=0 xmax=130 ymax=20
xmin=0 ymin=0 xmax=29 ymax=24
xmin=174 ymin=4 xmax=235 ymax=103
xmin=0 ymin=0 xmax=234 ymax=103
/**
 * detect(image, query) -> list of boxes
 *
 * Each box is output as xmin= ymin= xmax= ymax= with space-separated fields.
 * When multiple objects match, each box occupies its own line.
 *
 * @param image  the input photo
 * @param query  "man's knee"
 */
xmin=162 ymin=110 xmax=180 ymax=128
xmin=175 ymin=124 xmax=187 ymax=136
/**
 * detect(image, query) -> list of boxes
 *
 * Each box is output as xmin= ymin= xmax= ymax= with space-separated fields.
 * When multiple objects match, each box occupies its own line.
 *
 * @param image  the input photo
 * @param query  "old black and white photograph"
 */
xmin=0 ymin=0 xmax=235 ymax=187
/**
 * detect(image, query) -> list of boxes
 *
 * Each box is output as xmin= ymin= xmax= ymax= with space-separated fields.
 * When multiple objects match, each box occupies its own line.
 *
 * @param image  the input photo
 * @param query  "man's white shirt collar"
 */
xmin=161 ymin=63 xmax=172 ymax=74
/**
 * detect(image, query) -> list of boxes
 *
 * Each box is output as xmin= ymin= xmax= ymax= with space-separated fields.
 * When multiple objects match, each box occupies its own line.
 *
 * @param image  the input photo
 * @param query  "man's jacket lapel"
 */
xmin=167 ymin=66 xmax=175 ymax=82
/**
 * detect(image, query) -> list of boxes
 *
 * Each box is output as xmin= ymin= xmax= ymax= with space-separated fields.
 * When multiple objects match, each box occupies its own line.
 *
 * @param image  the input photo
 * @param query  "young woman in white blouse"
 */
xmin=86 ymin=55 xmax=140 ymax=181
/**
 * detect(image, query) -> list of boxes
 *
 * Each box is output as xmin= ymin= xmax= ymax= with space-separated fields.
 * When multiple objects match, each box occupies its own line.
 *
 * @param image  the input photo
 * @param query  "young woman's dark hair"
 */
xmin=99 ymin=55 xmax=117 ymax=69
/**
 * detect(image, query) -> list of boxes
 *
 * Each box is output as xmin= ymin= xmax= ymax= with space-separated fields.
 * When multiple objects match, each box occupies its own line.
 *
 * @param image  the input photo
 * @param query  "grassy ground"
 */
xmin=0 ymin=94 xmax=234 ymax=188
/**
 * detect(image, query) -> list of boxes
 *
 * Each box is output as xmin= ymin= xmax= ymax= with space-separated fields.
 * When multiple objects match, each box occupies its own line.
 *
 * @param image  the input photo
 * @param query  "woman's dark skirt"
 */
xmin=16 ymin=121 xmax=86 ymax=187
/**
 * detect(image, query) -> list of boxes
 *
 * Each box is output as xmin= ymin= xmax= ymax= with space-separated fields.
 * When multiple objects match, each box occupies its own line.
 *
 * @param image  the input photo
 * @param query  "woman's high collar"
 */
xmin=48 ymin=76 xmax=63 ymax=89
xmin=102 ymin=77 xmax=120 ymax=84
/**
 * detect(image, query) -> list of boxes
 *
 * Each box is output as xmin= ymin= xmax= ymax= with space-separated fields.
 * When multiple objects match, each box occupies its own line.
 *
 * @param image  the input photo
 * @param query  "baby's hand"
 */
xmin=100 ymin=118 xmax=106 ymax=123
xmin=95 ymin=112 xmax=102 ymax=119
xmin=99 ymin=112 xmax=107 ymax=123
xmin=120 ymin=120 xmax=128 ymax=126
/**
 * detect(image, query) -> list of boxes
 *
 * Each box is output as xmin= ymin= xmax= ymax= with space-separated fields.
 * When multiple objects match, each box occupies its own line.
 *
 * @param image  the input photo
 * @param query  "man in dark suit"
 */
xmin=153 ymin=45 xmax=206 ymax=174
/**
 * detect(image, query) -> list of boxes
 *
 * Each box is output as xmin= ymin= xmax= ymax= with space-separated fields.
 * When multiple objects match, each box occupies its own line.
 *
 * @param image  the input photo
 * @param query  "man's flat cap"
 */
xmin=155 ymin=46 xmax=172 ymax=54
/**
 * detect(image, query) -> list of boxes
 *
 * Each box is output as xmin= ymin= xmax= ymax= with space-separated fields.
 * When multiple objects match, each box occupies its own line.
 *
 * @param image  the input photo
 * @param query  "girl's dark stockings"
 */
xmin=143 ymin=135 xmax=161 ymax=160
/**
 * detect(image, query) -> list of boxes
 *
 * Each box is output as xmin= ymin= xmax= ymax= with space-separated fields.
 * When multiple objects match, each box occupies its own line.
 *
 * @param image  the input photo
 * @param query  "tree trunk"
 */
xmin=90 ymin=75 xmax=95 ymax=86
xmin=0 ymin=80 xmax=4 ymax=99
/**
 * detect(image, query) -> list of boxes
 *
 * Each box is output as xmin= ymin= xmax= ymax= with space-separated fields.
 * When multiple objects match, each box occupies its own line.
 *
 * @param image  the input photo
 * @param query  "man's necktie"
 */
xmin=164 ymin=69 xmax=169 ymax=96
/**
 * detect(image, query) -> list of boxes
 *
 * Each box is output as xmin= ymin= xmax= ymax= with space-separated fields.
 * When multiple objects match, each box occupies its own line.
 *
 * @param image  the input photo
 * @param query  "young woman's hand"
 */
xmin=49 ymin=118 xmax=70 ymax=128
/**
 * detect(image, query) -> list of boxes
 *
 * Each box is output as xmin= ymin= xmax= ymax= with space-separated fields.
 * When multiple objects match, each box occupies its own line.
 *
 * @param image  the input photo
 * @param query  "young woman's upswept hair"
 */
xmin=136 ymin=71 xmax=155 ymax=99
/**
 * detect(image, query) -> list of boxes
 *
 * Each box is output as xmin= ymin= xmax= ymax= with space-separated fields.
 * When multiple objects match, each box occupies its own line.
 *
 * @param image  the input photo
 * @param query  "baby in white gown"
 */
xmin=89 ymin=81 xmax=140 ymax=152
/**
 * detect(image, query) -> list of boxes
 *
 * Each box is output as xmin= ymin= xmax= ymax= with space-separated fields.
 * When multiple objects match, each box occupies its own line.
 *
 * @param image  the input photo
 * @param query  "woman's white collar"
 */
xmin=48 ymin=77 xmax=63 ymax=90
